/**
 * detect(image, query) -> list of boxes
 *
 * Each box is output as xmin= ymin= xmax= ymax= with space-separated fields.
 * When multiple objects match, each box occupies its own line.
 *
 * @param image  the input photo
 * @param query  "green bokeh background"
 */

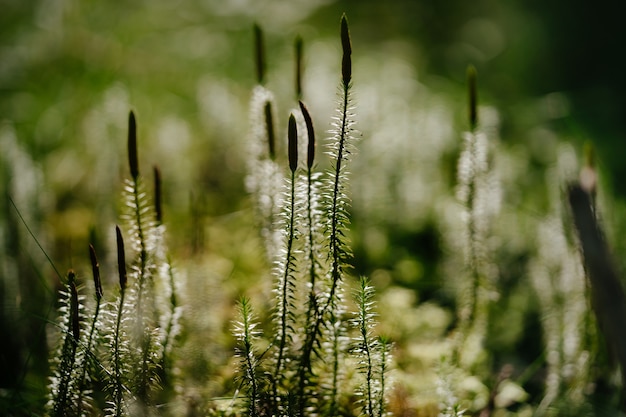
xmin=2 ymin=0 xmax=625 ymax=414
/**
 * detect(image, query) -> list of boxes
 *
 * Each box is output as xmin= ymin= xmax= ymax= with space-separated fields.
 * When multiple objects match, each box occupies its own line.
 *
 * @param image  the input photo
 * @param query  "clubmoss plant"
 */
xmin=75 ymin=244 xmax=104 ymax=417
xmin=43 ymin=111 xmax=182 ymax=417
xmin=121 ymin=112 xmax=164 ymax=412
xmin=453 ymin=66 xmax=500 ymax=370
xmin=246 ymin=24 xmax=284 ymax=261
xmin=104 ymin=225 xmax=131 ymax=417
xmin=46 ymin=270 xmax=85 ymax=417
xmin=270 ymin=113 xmax=300 ymax=414
xmin=295 ymin=99 xmax=326 ymax=416
xmin=152 ymin=165 xmax=182 ymax=388
xmin=237 ymin=14 xmax=389 ymax=417
xmin=352 ymin=277 xmax=390 ymax=417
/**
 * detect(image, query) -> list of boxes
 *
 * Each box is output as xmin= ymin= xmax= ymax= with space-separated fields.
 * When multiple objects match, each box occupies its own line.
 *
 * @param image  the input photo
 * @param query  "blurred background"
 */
xmin=2 ymin=0 xmax=625 ymax=414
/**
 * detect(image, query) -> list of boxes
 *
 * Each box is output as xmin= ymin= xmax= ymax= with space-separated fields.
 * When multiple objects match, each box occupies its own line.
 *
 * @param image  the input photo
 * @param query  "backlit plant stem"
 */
xmin=273 ymin=114 xmax=298 ymax=406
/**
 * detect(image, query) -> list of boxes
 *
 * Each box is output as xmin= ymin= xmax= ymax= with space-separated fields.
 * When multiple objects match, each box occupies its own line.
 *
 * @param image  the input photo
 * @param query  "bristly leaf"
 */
xmin=288 ymin=113 xmax=298 ymax=172
xmin=295 ymin=35 xmax=303 ymax=99
xmin=128 ymin=111 xmax=139 ymax=180
xmin=265 ymin=101 xmax=276 ymax=160
xmin=116 ymin=226 xmax=127 ymax=291
xmin=299 ymin=100 xmax=316 ymax=169
xmin=340 ymin=14 xmax=352 ymax=88
xmin=89 ymin=244 xmax=103 ymax=301
xmin=234 ymin=297 xmax=261 ymax=417
xmin=254 ymin=23 xmax=266 ymax=85
xmin=154 ymin=165 xmax=163 ymax=225
xmin=324 ymin=12 xmax=357 ymax=315
xmin=48 ymin=270 xmax=83 ymax=417
xmin=467 ymin=65 xmax=477 ymax=131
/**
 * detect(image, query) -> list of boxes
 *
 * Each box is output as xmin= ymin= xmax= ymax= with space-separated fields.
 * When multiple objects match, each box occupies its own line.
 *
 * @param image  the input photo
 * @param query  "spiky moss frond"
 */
xmin=352 ymin=277 xmax=380 ymax=417
xmin=156 ymin=254 xmax=184 ymax=379
xmin=436 ymin=358 xmax=466 ymax=417
xmin=47 ymin=271 xmax=88 ymax=417
xmin=289 ymin=101 xmax=329 ymax=417
xmin=351 ymin=278 xmax=391 ymax=417
xmin=246 ymin=86 xmax=285 ymax=262
xmin=270 ymin=115 xmax=303 ymax=415
xmin=103 ymin=290 xmax=133 ymax=417
xmin=102 ymin=230 xmax=132 ymax=417
xmin=319 ymin=313 xmax=351 ymax=417
xmin=234 ymin=297 xmax=263 ymax=417
xmin=313 ymin=17 xmax=357 ymax=347
xmin=529 ymin=217 xmax=591 ymax=412
xmin=150 ymin=166 xmax=184 ymax=394
xmin=121 ymin=113 xmax=166 ymax=410
xmin=310 ymin=18 xmax=357 ymax=415
xmin=75 ymin=245 xmax=105 ymax=417
xmin=377 ymin=336 xmax=392 ymax=417
xmin=453 ymin=67 xmax=500 ymax=370
xmin=121 ymin=176 xmax=159 ymax=306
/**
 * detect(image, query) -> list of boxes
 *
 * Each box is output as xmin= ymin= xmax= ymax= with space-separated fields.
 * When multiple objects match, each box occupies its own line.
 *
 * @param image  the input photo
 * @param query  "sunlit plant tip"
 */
xmin=89 ymin=244 xmax=103 ymax=301
xmin=264 ymin=101 xmax=276 ymax=160
xmin=299 ymin=101 xmax=315 ymax=169
xmin=128 ymin=111 xmax=139 ymax=180
xmin=341 ymin=13 xmax=352 ymax=87
xmin=115 ymin=226 xmax=127 ymax=291
xmin=154 ymin=165 xmax=163 ymax=224
xmin=288 ymin=113 xmax=298 ymax=172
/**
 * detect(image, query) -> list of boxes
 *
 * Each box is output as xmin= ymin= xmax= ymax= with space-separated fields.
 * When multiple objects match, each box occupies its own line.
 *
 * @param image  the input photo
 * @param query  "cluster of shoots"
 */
xmin=452 ymin=65 xmax=500 ymax=369
xmin=46 ymin=112 xmax=182 ymax=417
xmin=238 ymin=14 xmax=391 ymax=417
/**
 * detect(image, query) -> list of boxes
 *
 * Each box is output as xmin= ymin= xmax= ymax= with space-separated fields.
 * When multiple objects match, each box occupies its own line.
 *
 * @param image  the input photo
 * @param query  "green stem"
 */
xmin=76 ymin=299 xmax=101 ymax=416
xmin=325 ymin=82 xmax=350 ymax=318
xmin=114 ymin=289 xmax=126 ymax=417
xmin=273 ymin=170 xmax=297 ymax=406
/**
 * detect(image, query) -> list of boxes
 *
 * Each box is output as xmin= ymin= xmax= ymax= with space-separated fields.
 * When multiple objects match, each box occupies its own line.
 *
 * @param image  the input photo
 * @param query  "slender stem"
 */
xmin=114 ymin=289 xmax=126 ymax=417
xmin=360 ymin=306 xmax=374 ymax=416
xmin=242 ymin=302 xmax=259 ymax=417
xmin=131 ymin=177 xmax=148 ymax=314
xmin=274 ymin=170 xmax=297 ymax=402
xmin=76 ymin=299 xmax=101 ymax=416
xmin=326 ymin=82 xmax=350 ymax=316
xmin=296 ymin=169 xmax=320 ymax=415
xmin=160 ymin=258 xmax=178 ymax=373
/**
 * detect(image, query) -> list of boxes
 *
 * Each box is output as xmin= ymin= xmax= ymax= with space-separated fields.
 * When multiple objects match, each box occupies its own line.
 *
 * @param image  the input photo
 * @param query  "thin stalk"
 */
xmin=273 ymin=164 xmax=297 ymax=404
xmin=76 ymin=244 xmax=104 ymax=416
xmin=378 ymin=337 xmax=390 ymax=417
xmin=76 ymin=300 xmax=100 ymax=415
xmin=326 ymin=82 xmax=350 ymax=312
xmin=296 ymin=100 xmax=321 ymax=415
xmin=329 ymin=319 xmax=341 ymax=417
xmin=113 ymin=290 xmax=126 ymax=417
xmin=239 ymin=298 xmax=260 ymax=417
xmin=53 ymin=272 xmax=80 ymax=417
xmin=160 ymin=257 xmax=178 ymax=373
xmin=359 ymin=319 xmax=374 ymax=416
xmin=296 ymin=169 xmax=320 ymax=416
xmin=324 ymin=14 xmax=352 ymax=317
xmin=113 ymin=226 xmax=128 ymax=417
xmin=273 ymin=114 xmax=299 ymax=413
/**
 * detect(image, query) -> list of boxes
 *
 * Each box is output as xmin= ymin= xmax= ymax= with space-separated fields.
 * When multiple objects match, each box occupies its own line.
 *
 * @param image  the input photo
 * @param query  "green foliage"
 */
xmin=236 ymin=16 xmax=390 ymax=417
xmin=4 ymin=5 xmax=626 ymax=417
